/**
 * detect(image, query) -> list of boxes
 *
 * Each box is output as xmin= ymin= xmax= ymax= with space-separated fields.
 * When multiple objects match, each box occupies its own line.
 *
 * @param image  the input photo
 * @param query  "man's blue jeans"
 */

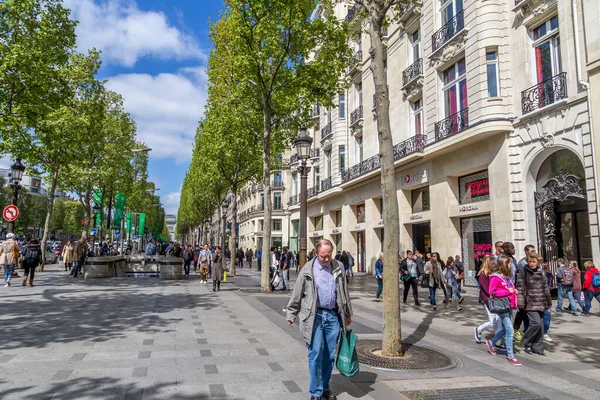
xmin=543 ymin=309 xmax=551 ymax=335
xmin=307 ymin=309 xmax=340 ymax=398
xmin=429 ymin=287 xmax=437 ymax=306
xmin=70 ymin=261 xmax=80 ymax=277
xmin=556 ymin=285 xmax=579 ymax=314
xmin=3 ymin=263 xmax=15 ymax=282
xmin=584 ymin=290 xmax=600 ymax=314
xmin=490 ymin=310 xmax=515 ymax=359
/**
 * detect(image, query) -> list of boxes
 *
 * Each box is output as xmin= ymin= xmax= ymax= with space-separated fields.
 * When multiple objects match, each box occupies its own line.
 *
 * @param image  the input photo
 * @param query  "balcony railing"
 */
xmin=288 ymin=194 xmax=299 ymax=206
xmin=402 ymin=58 xmax=423 ymax=87
xmin=308 ymin=185 xmax=319 ymax=198
xmin=321 ymin=176 xmax=332 ymax=192
xmin=310 ymin=148 xmax=320 ymax=158
xmin=350 ymin=105 xmax=363 ymax=126
xmin=521 ymin=72 xmax=567 ymax=114
xmin=400 ymin=0 xmax=422 ymax=15
xmin=271 ymin=180 xmax=284 ymax=189
xmin=321 ymin=122 xmax=332 ymax=141
xmin=432 ymin=10 xmax=464 ymax=52
xmin=514 ymin=0 xmax=525 ymax=5
xmin=349 ymin=50 xmax=362 ymax=73
xmin=434 ymin=108 xmax=469 ymax=142
xmin=345 ymin=4 xmax=363 ymax=22
xmin=342 ymin=154 xmax=381 ymax=183
xmin=393 ymin=134 xmax=425 ymax=161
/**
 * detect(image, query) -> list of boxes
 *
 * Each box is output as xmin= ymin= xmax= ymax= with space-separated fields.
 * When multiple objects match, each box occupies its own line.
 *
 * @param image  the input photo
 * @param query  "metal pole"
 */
xmin=221 ymin=213 xmax=226 ymax=249
xmin=7 ymin=184 xmax=19 ymax=234
xmin=299 ymin=160 xmax=309 ymax=268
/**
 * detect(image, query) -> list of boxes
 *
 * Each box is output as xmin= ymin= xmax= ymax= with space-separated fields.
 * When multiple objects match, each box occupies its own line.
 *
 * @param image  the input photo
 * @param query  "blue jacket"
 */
xmin=375 ymin=259 xmax=383 ymax=277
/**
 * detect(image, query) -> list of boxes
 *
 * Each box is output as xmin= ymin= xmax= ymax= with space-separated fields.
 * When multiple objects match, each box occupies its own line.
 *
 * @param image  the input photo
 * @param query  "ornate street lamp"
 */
xmin=294 ymin=127 xmax=313 ymax=268
xmin=7 ymin=158 xmax=26 ymax=234
xmin=221 ymin=200 xmax=229 ymax=250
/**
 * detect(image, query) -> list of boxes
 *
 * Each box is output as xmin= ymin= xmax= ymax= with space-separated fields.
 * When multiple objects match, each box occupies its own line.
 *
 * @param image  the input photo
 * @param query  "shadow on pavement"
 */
xmin=332 ymin=371 xmax=378 ymax=399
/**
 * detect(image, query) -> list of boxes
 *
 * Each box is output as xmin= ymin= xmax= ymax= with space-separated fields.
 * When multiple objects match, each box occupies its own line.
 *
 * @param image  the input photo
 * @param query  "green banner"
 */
xmin=112 ymin=192 xmax=126 ymax=229
xmin=93 ymin=188 xmax=103 ymax=226
xmin=138 ymin=213 xmax=146 ymax=235
xmin=126 ymin=213 xmax=132 ymax=233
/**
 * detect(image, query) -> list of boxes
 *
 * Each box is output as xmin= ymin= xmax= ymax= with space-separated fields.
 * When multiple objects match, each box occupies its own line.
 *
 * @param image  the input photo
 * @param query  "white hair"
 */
xmin=6 ymin=233 xmax=14 ymax=239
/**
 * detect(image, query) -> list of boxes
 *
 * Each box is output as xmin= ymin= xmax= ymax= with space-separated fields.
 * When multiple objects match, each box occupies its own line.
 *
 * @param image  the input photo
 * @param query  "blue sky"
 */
xmin=63 ymin=0 xmax=225 ymax=215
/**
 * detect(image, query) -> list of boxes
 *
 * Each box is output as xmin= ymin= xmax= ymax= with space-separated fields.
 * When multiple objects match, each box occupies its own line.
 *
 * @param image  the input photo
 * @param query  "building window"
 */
xmin=273 ymin=192 xmax=282 ymax=210
xmin=314 ymin=166 xmax=320 ymax=189
xmin=532 ymin=15 xmax=561 ymax=83
xmin=440 ymin=0 xmax=464 ymax=29
xmin=356 ymin=137 xmax=363 ymax=163
xmin=486 ymin=51 xmax=499 ymax=97
xmin=443 ymin=59 xmax=467 ymax=117
xmin=292 ymin=173 xmax=298 ymax=197
xmin=314 ymin=215 xmax=323 ymax=230
xmin=339 ymin=146 xmax=346 ymax=173
xmin=335 ymin=210 xmax=342 ymax=227
xmin=339 ymin=94 xmax=345 ymax=118
xmin=273 ymin=171 xmax=282 ymax=186
xmin=411 ymin=187 xmax=430 ymax=213
xmin=459 ymin=170 xmax=490 ymax=204
xmin=325 ymin=150 xmax=332 ymax=178
xmin=411 ymin=98 xmax=423 ymax=136
xmin=260 ymin=194 xmax=264 ymax=209
xmin=355 ymin=83 xmax=362 ymax=108
xmin=411 ymin=29 xmax=421 ymax=62
xmin=327 ymin=107 xmax=332 ymax=124
xmin=357 ymin=204 xmax=366 ymax=223
xmin=273 ymin=219 xmax=282 ymax=231
xmin=379 ymin=198 xmax=384 ymax=218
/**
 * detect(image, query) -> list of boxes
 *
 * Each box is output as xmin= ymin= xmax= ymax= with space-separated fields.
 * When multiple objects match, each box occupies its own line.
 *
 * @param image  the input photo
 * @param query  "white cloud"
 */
xmin=105 ymin=69 xmax=207 ymax=160
xmin=162 ymin=191 xmax=181 ymax=216
xmin=64 ymin=0 xmax=206 ymax=67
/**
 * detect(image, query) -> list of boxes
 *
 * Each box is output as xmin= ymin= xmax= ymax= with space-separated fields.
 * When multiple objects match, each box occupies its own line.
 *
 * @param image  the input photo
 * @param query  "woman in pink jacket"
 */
xmin=485 ymin=256 xmax=521 ymax=367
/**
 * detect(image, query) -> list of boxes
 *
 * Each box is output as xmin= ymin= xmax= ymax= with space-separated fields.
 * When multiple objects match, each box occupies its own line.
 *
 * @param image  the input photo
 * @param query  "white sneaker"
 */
xmin=4 ymin=283 xmax=8 ymax=287
xmin=543 ymin=334 xmax=553 ymax=342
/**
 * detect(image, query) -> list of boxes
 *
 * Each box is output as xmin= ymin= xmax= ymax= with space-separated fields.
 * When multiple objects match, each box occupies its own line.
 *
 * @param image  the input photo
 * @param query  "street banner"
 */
xmin=138 ymin=213 xmax=146 ymax=235
xmin=112 ymin=192 xmax=126 ymax=229
xmin=126 ymin=213 xmax=132 ymax=233
xmin=93 ymin=188 xmax=103 ymax=227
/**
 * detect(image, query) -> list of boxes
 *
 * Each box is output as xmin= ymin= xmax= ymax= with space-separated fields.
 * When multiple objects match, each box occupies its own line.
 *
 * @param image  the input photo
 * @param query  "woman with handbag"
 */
xmin=444 ymin=257 xmax=463 ymax=310
xmin=474 ymin=256 xmax=503 ymax=348
xmin=424 ymin=253 xmax=445 ymax=310
xmin=375 ymin=253 xmax=383 ymax=302
xmin=485 ymin=256 xmax=521 ymax=366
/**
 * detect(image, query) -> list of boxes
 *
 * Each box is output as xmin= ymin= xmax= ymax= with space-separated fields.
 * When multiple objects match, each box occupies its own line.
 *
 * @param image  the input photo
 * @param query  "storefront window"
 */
xmin=459 ymin=170 xmax=490 ymax=204
xmin=411 ymin=186 xmax=430 ymax=213
xmin=461 ymin=215 xmax=492 ymax=286
xmin=357 ymin=204 xmax=366 ymax=223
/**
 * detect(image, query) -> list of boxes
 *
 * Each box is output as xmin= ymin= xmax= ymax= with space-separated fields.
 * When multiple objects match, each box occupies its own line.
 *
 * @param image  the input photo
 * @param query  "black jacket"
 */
xmin=23 ymin=244 xmax=42 ymax=266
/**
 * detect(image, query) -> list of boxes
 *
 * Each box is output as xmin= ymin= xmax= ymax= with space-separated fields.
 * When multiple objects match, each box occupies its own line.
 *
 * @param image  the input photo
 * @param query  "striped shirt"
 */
xmin=313 ymin=258 xmax=337 ymax=310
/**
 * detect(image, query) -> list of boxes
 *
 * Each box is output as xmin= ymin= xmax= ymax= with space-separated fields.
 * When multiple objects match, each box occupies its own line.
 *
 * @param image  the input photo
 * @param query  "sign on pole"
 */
xmin=90 ymin=228 xmax=98 ymax=235
xmin=114 ymin=230 xmax=121 ymax=239
xmin=3 ymin=205 xmax=19 ymax=222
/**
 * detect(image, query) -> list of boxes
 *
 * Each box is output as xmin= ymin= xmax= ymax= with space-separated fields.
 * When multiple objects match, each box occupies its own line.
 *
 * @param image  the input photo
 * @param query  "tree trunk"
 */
xmin=80 ymin=188 xmax=92 ymax=239
xmin=41 ymin=166 xmax=60 ymax=271
xmin=260 ymin=106 xmax=273 ymax=292
xmin=369 ymin=14 xmax=402 ymax=356
xmin=229 ymin=187 xmax=238 ymax=276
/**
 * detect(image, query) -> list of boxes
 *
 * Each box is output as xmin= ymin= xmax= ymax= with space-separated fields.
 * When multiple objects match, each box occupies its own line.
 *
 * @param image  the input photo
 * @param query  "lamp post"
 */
xmin=221 ymin=201 xmax=228 ymax=250
xmin=7 ymin=159 xmax=26 ymax=234
xmin=92 ymin=203 xmax=100 ymax=254
xmin=294 ymin=127 xmax=313 ymax=268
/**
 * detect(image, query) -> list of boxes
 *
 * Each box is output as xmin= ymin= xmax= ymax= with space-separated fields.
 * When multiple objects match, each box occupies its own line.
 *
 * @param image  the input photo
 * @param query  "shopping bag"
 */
xmin=336 ymin=329 xmax=360 ymax=377
xmin=223 ymin=271 xmax=227 ymax=282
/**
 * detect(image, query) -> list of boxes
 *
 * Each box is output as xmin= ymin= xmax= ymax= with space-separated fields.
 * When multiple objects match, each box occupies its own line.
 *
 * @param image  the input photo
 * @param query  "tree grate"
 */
xmin=399 ymin=385 xmax=547 ymax=400
xmin=356 ymin=339 xmax=453 ymax=370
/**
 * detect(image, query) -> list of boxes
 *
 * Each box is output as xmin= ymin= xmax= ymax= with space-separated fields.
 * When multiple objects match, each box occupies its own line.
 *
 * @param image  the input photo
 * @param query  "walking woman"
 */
xmin=571 ymin=261 xmax=585 ymax=313
xmin=475 ymin=256 xmax=502 ymax=345
xmin=0 ymin=233 xmax=18 ymax=287
xmin=485 ymin=255 xmax=521 ymax=366
xmin=21 ymin=239 xmax=43 ymax=287
xmin=444 ymin=257 xmax=463 ymax=310
xmin=424 ymin=253 xmax=445 ymax=310
xmin=211 ymin=246 xmax=225 ymax=292
xmin=375 ymin=253 xmax=383 ymax=302
xmin=517 ymin=252 xmax=552 ymax=355
xmin=62 ymin=240 xmax=74 ymax=272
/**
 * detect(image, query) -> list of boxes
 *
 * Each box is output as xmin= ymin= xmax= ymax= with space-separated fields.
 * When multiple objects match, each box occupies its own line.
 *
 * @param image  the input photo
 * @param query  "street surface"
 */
xmin=0 ymin=262 xmax=598 ymax=399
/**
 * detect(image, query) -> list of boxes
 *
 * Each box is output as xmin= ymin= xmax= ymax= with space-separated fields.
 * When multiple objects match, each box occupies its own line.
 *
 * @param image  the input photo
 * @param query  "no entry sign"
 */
xmin=3 ymin=205 xmax=19 ymax=222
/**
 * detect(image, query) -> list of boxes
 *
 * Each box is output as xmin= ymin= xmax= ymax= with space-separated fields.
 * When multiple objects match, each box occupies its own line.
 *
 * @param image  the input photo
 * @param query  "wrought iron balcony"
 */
xmin=432 ymin=10 xmax=464 ymax=52
xmin=288 ymin=194 xmax=299 ymax=206
xmin=393 ymin=135 xmax=426 ymax=161
xmin=400 ymin=0 xmax=422 ymax=14
xmin=321 ymin=176 xmax=332 ymax=192
xmin=271 ymin=180 xmax=284 ymax=189
xmin=308 ymin=185 xmax=319 ymax=198
xmin=350 ymin=105 xmax=363 ymax=126
xmin=345 ymin=4 xmax=363 ymax=23
xmin=521 ymin=72 xmax=567 ymax=114
xmin=402 ymin=58 xmax=423 ymax=87
xmin=342 ymin=154 xmax=381 ymax=183
xmin=349 ymin=50 xmax=362 ymax=73
xmin=434 ymin=108 xmax=469 ymax=142
xmin=514 ymin=0 xmax=525 ymax=5
xmin=310 ymin=148 xmax=320 ymax=158
xmin=321 ymin=122 xmax=332 ymax=141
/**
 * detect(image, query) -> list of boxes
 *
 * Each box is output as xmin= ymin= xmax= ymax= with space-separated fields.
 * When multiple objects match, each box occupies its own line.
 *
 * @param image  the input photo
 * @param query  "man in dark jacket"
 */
xmin=516 ymin=252 xmax=552 ymax=355
xmin=401 ymin=250 xmax=421 ymax=305
xmin=236 ymin=248 xmax=245 ymax=269
xmin=22 ymin=239 xmax=43 ymax=287
xmin=70 ymin=237 xmax=87 ymax=278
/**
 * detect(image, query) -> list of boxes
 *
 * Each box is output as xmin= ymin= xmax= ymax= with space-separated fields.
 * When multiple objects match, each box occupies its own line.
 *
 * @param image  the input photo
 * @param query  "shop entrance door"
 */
xmin=357 ymin=231 xmax=366 ymax=272
xmin=412 ymin=223 xmax=431 ymax=253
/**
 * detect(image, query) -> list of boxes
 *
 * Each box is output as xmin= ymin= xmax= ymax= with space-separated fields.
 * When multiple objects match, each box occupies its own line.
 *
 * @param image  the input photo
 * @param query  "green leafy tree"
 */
xmin=63 ymin=201 xmax=84 ymax=235
xmin=218 ymin=0 xmax=351 ymax=291
xmin=50 ymin=198 xmax=65 ymax=232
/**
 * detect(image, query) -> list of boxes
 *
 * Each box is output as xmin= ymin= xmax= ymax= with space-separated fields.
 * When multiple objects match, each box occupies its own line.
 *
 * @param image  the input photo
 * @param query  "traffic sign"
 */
xmin=90 ymin=228 xmax=98 ymax=235
xmin=133 ymin=235 xmax=139 ymax=240
xmin=3 ymin=205 xmax=19 ymax=222
xmin=114 ymin=230 xmax=121 ymax=239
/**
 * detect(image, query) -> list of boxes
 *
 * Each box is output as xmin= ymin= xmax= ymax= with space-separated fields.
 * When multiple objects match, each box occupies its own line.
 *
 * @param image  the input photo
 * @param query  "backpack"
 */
xmin=23 ymin=246 xmax=39 ymax=263
xmin=592 ymin=273 xmax=600 ymax=289
xmin=561 ymin=268 xmax=574 ymax=286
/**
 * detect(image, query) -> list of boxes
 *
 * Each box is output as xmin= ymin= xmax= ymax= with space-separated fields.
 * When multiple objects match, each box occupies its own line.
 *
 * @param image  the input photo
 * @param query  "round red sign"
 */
xmin=3 ymin=205 xmax=19 ymax=222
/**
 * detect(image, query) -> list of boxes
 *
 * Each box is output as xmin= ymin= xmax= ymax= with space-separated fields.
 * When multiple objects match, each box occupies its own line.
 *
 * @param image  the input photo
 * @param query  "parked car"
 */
xmin=45 ymin=248 xmax=59 ymax=264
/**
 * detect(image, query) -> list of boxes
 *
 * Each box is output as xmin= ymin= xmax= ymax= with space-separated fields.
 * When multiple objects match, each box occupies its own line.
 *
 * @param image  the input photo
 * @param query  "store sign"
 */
xmin=332 ymin=228 xmax=341 ymax=234
xmin=401 ymin=169 xmax=428 ymax=186
xmin=354 ymin=224 xmax=361 ymax=230
xmin=474 ymin=243 xmax=493 ymax=257
xmin=467 ymin=178 xmax=490 ymax=198
xmin=312 ymin=231 xmax=321 ymax=237
xmin=409 ymin=213 xmax=423 ymax=221
xmin=459 ymin=205 xmax=479 ymax=213
xmin=459 ymin=170 xmax=490 ymax=204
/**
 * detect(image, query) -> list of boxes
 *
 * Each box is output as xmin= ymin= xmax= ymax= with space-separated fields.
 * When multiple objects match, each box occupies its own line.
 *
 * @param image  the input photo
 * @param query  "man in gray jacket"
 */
xmin=286 ymin=239 xmax=352 ymax=400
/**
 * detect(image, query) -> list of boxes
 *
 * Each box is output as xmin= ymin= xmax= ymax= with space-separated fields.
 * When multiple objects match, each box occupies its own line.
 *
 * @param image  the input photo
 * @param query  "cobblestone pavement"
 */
xmin=0 ymin=263 xmax=598 ymax=399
